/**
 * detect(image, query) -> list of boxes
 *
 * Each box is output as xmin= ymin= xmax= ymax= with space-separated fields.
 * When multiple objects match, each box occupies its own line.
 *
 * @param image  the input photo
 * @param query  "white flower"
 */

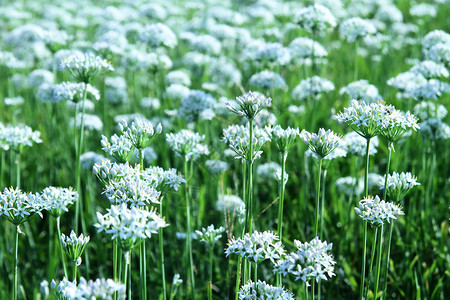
xmin=60 ymin=230 xmax=90 ymax=265
xmin=177 ymin=90 xmax=216 ymax=122
xmin=142 ymin=166 xmax=186 ymax=192
xmin=292 ymin=76 xmax=334 ymax=101
xmin=139 ymin=23 xmax=177 ymax=48
xmin=225 ymin=231 xmax=285 ymax=264
xmin=294 ymin=4 xmax=336 ymax=33
xmin=222 ymin=124 xmax=271 ymax=162
xmin=195 ymin=225 xmax=225 ymax=247
xmin=410 ymin=60 xmax=449 ymax=79
xmin=274 ymin=237 xmax=335 ymax=284
xmin=355 ymin=195 xmax=404 ymax=226
xmin=95 ymin=203 xmax=168 ymax=251
xmin=413 ymin=101 xmax=447 ymax=121
xmin=300 ymin=128 xmax=342 ymax=159
xmin=341 ymin=132 xmax=379 ymax=156
xmin=0 ymin=124 xmax=42 ymax=151
xmin=119 ymin=119 xmax=162 ymax=150
xmin=340 ymin=80 xmax=383 ymax=102
xmin=340 ymin=17 xmax=377 ymax=42
xmin=41 ymin=187 xmax=78 ymax=217
xmin=226 ymin=91 xmax=272 ymax=120
xmin=379 ymin=172 xmax=420 ymax=201
xmin=52 ymin=277 xmax=125 ymax=299
xmin=61 ymin=52 xmax=113 ymax=83
xmin=238 ymin=280 xmax=294 ymax=300
xmin=249 ymin=71 xmax=287 ymax=90
xmin=166 ymin=130 xmax=209 ymax=161
xmin=269 ymin=125 xmax=300 ymax=153
xmin=101 ymin=134 xmax=135 ymax=163
xmin=0 ymin=187 xmax=44 ymax=226
xmin=216 ymin=195 xmax=245 ymax=222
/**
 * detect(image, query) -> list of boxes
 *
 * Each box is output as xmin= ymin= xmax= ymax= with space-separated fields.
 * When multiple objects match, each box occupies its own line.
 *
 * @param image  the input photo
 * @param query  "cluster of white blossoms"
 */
xmin=225 ymin=231 xmax=285 ymax=264
xmin=71 ymin=113 xmax=103 ymax=132
xmin=52 ymin=82 xmax=100 ymax=103
xmin=60 ymin=231 xmax=90 ymax=266
xmin=294 ymin=4 xmax=336 ymax=33
xmin=380 ymin=109 xmax=419 ymax=146
xmin=339 ymin=17 xmax=377 ymax=42
xmin=178 ymin=90 xmax=216 ymax=122
xmin=61 ymin=52 xmax=113 ymax=83
xmin=274 ymin=237 xmax=335 ymax=285
xmin=51 ymin=277 xmax=125 ymax=300
xmin=355 ymin=195 xmax=404 ymax=227
xmin=93 ymin=160 xmax=138 ymax=186
xmin=410 ymin=60 xmax=449 ymax=79
xmin=413 ymin=101 xmax=447 ymax=121
xmin=336 ymin=100 xmax=393 ymax=139
xmin=101 ymin=134 xmax=135 ymax=163
xmin=292 ymin=76 xmax=335 ymax=101
xmin=289 ymin=37 xmax=328 ymax=61
xmin=143 ymin=166 xmax=185 ymax=192
xmin=300 ymin=128 xmax=342 ymax=159
xmin=139 ymin=23 xmax=178 ymax=49
xmin=195 ymin=225 xmax=225 ymax=247
xmin=103 ymin=171 xmax=161 ymax=207
xmin=119 ymin=119 xmax=162 ymax=150
xmin=215 ymin=195 xmax=246 ymax=222
xmin=238 ymin=280 xmax=294 ymax=300
xmin=379 ymin=172 xmax=420 ymax=201
xmin=0 ymin=124 xmax=42 ymax=151
xmin=335 ymin=176 xmax=364 ymax=196
xmin=205 ymin=159 xmax=229 ymax=174
xmin=0 ymin=187 xmax=44 ymax=226
xmin=222 ymin=124 xmax=270 ymax=162
xmin=249 ymin=70 xmax=287 ymax=91
xmin=269 ymin=125 xmax=300 ymax=153
xmin=226 ymin=91 xmax=272 ymax=120
xmin=95 ymin=203 xmax=167 ymax=251
xmin=166 ymin=129 xmax=209 ymax=161
xmin=257 ymin=162 xmax=289 ymax=184
xmin=341 ymin=132 xmax=379 ymax=157
xmin=419 ymin=118 xmax=450 ymax=140
xmin=41 ymin=186 xmax=78 ymax=217
xmin=422 ymin=30 xmax=450 ymax=63
xmin=340 ymin=80 xmax=383 ymax=103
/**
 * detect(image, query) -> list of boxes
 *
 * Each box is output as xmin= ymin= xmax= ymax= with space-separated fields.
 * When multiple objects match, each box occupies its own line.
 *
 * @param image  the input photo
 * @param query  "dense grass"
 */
xmin=0 ymin=0 xmax=449 ymax=299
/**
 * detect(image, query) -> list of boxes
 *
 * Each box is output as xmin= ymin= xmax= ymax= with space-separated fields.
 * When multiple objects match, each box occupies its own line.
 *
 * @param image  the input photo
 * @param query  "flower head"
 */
xmin=379 ymin=172 xmax=420 ymax=201
xmin=300 ymin=128 xmax=342 ymax=159
xmin=101 ymin=134 xmax=135 ymax=163
xmin=225 ymin=231 xmax=285 ymax=264
xmin=226 ymin=91 xmax=272 ymax=120
xmin=340 ymin=17 xmax=377 ymax=42
xmin=41 ymin=187 xmax=78 ymax=218
xmin=274 ymin=237 xmax=335 ymax=284
xmin=0 ymin=124 xmax=42 ymax=151
xmin=238 ymin=280 xmax=294 ymax=300
xmin=355 ymin=195 xmax=404 ymax=227
xmin=294 ymin=4 xmax=336 ymax=33
xmin=119 ymin=119 xmax=162 ymax=150
xmin=195 ymin=225 xmax=225 ymax=248
xmin=379 ymin=109 xmax=419 ymax=147
xmin=139 ymin=23 xmax=177 ymax=48
xmin=292 ymin=76 xmax=334 ymax=101
xmin=61 ymin=52 xmax=113 ymax=83
xmin=166 ymin=130 xmax=209 ymax=161
xmin=222 ymin=124 xmax=271 ymax=162
xmin=269 ymin=125 xmax=300 ymax=153
xmin=60 ymin=231 xmax=90 ymax=266
xmin=0 ymin=187 xmax=43 ymax=226
xmin=52 ymin=277 xmax=125 ymax=300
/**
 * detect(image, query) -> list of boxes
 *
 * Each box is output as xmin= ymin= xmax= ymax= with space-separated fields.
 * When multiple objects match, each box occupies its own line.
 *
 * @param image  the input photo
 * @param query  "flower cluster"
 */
xmin=93 ymin=160 xmax=138 ymax=186
xmin=41 ymin=187 xmax=78 ymax=217
xmin=355 ymin=195 xmax=404 ymax=227
xmin=60 ymin=231 xmax=90 ymax=266
xmin=269 ymin=125 xmax=300 ymax=153
xmin=419 ymin=118 xmax=450 ymax=140
xmin=216 ymin=195 xmax=245 ymax=222
xmin=222 ymin=124 xmax=270 ymax=162
xmin=177 ymin=90 xmax=216 ymax=122
xmin=341 ymin=132 xmax=379 ymax=157
xmin=195 ymin=225 xmax=225 ymax=248
xmin=300 ymin=128 xmax=342 ymax=159
xmin=95 ymin=203 xmax=168 ymax=251
xmin=238 ymin=280 xmax=294 ymax=300
xmin=143 ymin=166 xmax=186 ymax=192
xmin=226 ymin=91 xmax=272 ymax=120
xmin=101 ymin=134 xmax=135 ymax=163
xmin=225 ymin=231 xmax=285 ymax=264
xmin=205 ymin=160 xmax=229 ymax=174
xmin=166 ymin=129 xmax=209 ymax=161
xmin=379 ymin=172 xmax=420 ymax=201
xmin=119 ymin=119 xmax=162 ymax=150
xmin=0 ymin=124 xmax=42 ymax=151
xmin=61 ymin=52 xmax=113 ymax=83
xmin=289 ymin=37 xmax=328 ymax=61
xmin=249 ymin=70 xmax=287 ymax=90
xmin=52 ymin=82 xmax=100 ymax=103
xmin=139 ymin=23 xmax=178 ymax=49
xmin=413 ymin=101 xmax=447 ymax=121
xmin=410 ymin=60 xmax=449 ymax=79
xmin=380 ymin=109 xmax=419 ymax=147
xmin=274 ymin=237 xmax=335 ymax=285
xmin=0 ymin=187 xmax=44 ymax=226
xmin=336 ymin=100 xmax=391 ymax=139
xmin=294 ymin=4 xmax=336 ymax=33
xmin=339 ymin=17 xmax=377 ymax=42
xmin=51 ymin=277 xmax=125 ymax=300
xmin=292 ymin=76 xmax=334 ymax=101
xmin=335 ymin=176 xmax=363 ymax=196
xmin=340 ymin=80 xmax=383 ymax=103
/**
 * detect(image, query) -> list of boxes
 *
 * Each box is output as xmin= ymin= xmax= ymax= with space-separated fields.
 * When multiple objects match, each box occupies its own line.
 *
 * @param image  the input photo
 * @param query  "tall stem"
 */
xmin=320 ymin=169 xmax=327 ymax=239
xmin=247 ymin=120 xmax=254 ymax=234
xmin=234 ymin=257 xmax=242 ymax=300
xmin=13 ymin=225 xmax=19 ymax=300
xmin=184 ymin=158 xmax=195 ymax=298
xmin=364 ymin=138 xmax=371 ymax=198
xmin=208 ymin=246 xmax=214 ymax=300
xmin=360 ymin=221 xmax=368 ymax=300
xmin=75 ymin=86 xmax=87 ymax=232
xmin=374 ymin=225 xmax=384 ymax=299
xmin=314 ymin=159 xmax=323 ymax=237
xmin=56 ymin=216 xmax=68 ymax=278
xmin=366 ymin=227 xmax=378 ymax=299
xmin=277 ymin=151 xmax=287 ymax=287
xmin=382 ymin=145 xmax=392 ymax=202
xmin=73 ymin=261 xmax=77 ymax=281
xmin=159 ymin=200 xmax=167 ymax=300
xmin=124 ymin=251 xmax=131 ymax=300
xmin=138 ymin=149 xmax=147 ymax=300
xmin=382 ymin=223 xmax=394 ymax=300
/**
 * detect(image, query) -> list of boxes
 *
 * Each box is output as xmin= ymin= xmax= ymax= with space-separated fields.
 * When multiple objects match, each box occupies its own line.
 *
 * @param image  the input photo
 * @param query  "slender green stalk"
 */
xmin=314 ymin=159 xmax=323 ymax=237
xmin=208 ymin=246 xmax=214 ymax=300
xmin=124 ymin=251 xmax=131 ymax=300
xmin=75 ymin=87 xmax=87 ymax=232
xmin=13 ymin=225 xmax=19 ymax=300
xmin=312 ymin=280 xmax=315 ymax=300
xmin=138 ymin=149 xmax=147 ymax=300
xmin=159 ymin=200 xmax=167 ymax=300
xmin=208 ymin=282 xmax=212 ymax=300
xmin=364 ymin=138 xmax=371 ymax=198
xmin=56 ymin=216 xmax=68 ymax=278
xmin=277 ymin=151 xmax=287 ymax=239
xmin=374 ymin=225 xmax=384 ymax=299
xmin=360 ymin=221 xmax=368 ymax=300
xmin=320 ymin=169 xmax=327 ymax=239
xmin=247 ymin=119 xmax=254 ymax=234
xmin=113 ymin=241 xmax=118 ymax=299
xmin=184 ymin=158 xmax=195 ymax=298
xmin=366 ymin=227 xmax=378 ymax=299
xmin=73 ymin=261 xmax=77 ymax=281
xmin=241 ymin=163 xmax=247 ymax=238
xmin=1 ymin=151 xmax=5 ymax=187
xmin=235 ymin=257 xmax=242 ymax=300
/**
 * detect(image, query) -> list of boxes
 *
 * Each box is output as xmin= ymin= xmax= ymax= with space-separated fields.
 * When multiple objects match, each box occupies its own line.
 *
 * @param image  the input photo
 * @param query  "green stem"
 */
xmin=364 ymin=137 xmax=371 ymax=198
xmin=312 ymin=280 xmax=315 ymax=300
xmin=56 ymin=216 xmax=68 ymax=278
xmin=382 ymin=223 xmax=394 ymax=299
xmin=73 ymin=261 xmax=77 ymax=281
xmin=366 ymin=227 xmax=378 ymax=299
xmin=360 ymin=221 xmax=368 ymax=300
xmin=382 ymin=145 xmax=392 ymax=202
xmin=139 ymin=149 xmax=147 ymax=300
xmin=184 ymin=158 xmax=195 ymax=298
xmin=374 ymin=225 xmax=384 ymax=299
xmin=320 ymin=169 xmax=327 ymax=239
xmin=124 ymin=251 xmax=131 ymax=300
xmin=277 ymin=152 xmax=287 ymax=239
xmin=75 ymin=86 xmax=87 ymax=232
xmin=15 ymin=152 xmax=20 ymax=188
xmin=234 ymin=257 xmax=242 ymax=300
xmin=13 ymin=225 xmax=19 ymax=300
xmin=314 ymin=159 xmax=323 ymax=237
xmin=247 ymin=119 xmax=254 ymax=234
xmin=159 ymin=201 xmax=167 ymax=300
xmin=208 ymin=246 xmax=213 ymax=300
